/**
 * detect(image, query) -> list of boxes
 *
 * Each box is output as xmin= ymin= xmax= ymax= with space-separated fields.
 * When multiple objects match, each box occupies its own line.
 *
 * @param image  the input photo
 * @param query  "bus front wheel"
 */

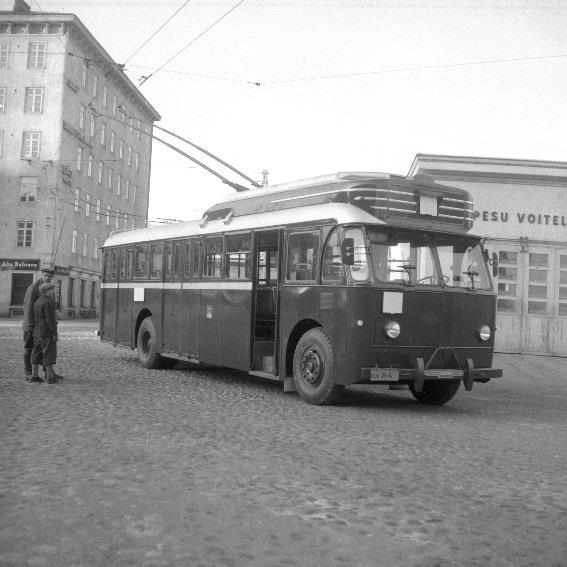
xmin=409 ymin=380 xmax=460 ymax=405
xmin=137 ymin=317 xmax=163 ymax=369
xmin=293 ymin=328 xmax=344 ymax=405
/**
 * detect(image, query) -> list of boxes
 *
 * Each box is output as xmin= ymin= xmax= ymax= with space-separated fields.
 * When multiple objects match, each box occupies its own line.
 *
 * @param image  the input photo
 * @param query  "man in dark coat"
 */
xmin=30 ymin=283 xmax=63 ymax=384
xmin=22 ymin=266 xmax=54 ymax=379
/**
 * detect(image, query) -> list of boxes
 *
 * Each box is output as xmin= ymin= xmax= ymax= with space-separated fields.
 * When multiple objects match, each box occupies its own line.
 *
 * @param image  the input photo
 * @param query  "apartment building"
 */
xmin=0 ymin=0 xmax=160 ymax=318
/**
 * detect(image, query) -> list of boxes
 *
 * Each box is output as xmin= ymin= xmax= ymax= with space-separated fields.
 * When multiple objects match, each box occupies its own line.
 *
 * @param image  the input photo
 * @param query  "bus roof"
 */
xmin=203 ymin=172 xmax=474 ymax=230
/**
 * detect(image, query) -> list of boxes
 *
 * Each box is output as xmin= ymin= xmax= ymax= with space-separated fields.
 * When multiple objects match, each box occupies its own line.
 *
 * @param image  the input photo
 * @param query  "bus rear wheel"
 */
xmin=409 ymin=380 xmax=460 ymax=405
xmin=293 ymin=328 xmax=344 ymax=405
xmin=137 ymin=317 xmax=164 ymax=369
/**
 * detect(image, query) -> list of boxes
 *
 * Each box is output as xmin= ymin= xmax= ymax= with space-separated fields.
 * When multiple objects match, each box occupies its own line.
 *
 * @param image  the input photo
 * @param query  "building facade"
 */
xmin=409 ymin=154 xmax=567 ymax=357
xmin=0 ymin=1 xmax=160 ymax=318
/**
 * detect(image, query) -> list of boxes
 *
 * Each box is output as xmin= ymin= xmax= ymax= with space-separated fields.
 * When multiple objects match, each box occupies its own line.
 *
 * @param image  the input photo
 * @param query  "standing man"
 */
xmin=30 ymin=283 xmax=63 ymax=384
xmin=22 ymin=266 xmax=54 ymax=380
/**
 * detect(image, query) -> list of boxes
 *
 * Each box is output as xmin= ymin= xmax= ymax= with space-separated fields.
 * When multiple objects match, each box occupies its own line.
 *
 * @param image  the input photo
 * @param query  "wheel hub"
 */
xmin=300 ymin=348 xmax=323 ymax=386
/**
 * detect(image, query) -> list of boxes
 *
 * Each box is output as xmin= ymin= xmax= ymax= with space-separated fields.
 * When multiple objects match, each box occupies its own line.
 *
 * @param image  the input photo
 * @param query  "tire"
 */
xmin=409 ymin=380 xmax=460 ymax=405
xmin=137 ymin=317 xmax=163 ymax=369
xmin=293 ymin=328 xmax=344 ymax=405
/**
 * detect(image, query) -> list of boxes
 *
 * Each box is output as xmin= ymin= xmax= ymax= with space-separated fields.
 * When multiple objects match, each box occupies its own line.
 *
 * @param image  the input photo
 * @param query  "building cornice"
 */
xmin=0 ymin=11 xmax=160 ymax=122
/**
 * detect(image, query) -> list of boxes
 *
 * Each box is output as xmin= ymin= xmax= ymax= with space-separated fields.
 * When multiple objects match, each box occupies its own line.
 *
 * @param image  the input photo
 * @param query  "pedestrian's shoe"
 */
xmin=30 ymin=364 xmax=43 ymax=383
xmin=44 ymin=366 xmax=58 ymax=384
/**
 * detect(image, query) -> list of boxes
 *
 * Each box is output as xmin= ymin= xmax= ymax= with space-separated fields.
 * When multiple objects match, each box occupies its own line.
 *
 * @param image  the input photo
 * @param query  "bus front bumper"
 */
xmin=361 ymin=359 xmax=503 ymax=392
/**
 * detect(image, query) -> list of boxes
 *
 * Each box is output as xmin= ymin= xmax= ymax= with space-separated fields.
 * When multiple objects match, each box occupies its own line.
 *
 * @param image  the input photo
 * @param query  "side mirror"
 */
xmin=341 ymin=238 xmax=355 ymax=266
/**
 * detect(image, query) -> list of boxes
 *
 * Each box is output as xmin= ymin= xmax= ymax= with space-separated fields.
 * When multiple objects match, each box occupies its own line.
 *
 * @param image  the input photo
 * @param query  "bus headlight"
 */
xmin=478 ymin=325 xmax=491 ymax=341
xmin=384 ymin=320 xmax=401 ymax=339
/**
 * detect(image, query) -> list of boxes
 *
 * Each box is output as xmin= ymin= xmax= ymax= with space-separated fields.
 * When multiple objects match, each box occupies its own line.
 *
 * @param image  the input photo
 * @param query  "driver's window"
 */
xmin=286 ymin=232 xmax=319 ymax=282
xmin=344 ymin=228 xmax=369 ymax=281
xmin=322 ymin=229 xmax=344 ymax=282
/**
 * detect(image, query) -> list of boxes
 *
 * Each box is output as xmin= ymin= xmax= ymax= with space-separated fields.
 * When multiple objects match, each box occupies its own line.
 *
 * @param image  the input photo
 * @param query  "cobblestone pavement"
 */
xmin=0 ymin=320 xmax=566 ymax=567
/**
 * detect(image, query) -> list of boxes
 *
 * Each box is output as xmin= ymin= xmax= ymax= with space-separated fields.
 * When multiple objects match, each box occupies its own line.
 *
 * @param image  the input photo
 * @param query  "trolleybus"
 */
xmin=100 ymin=172 xmax=502 ymax=405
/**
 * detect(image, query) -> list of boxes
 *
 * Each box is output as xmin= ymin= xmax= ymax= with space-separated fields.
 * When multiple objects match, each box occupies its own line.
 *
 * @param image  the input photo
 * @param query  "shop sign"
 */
xmin=0 ymin=258 xmax=40 ymax=271
xmin=474 ymin=211 xmax=567 ymax=227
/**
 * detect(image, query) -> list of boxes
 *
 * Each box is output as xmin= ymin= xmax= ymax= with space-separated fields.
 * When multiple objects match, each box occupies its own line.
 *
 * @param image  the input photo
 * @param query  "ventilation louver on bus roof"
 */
xmin=349 ymin=183 xmax=474 ymax=229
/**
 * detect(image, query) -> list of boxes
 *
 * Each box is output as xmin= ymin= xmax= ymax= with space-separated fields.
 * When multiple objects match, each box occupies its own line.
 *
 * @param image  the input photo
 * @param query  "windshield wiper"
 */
xmin=463 ymin=266 xmax=479 ymax=290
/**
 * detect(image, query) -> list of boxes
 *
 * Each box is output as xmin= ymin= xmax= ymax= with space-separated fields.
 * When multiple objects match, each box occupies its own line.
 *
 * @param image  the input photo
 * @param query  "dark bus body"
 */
xmin=101 ymin=172 xmax=502 ymax=405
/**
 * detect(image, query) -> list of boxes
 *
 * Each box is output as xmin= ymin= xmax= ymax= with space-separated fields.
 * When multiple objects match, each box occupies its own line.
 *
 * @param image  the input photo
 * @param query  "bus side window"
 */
xmin=125 ymin=248 xmax=134 ymax=280
xmin=322 ymin=229 xmax=344 ymax=282
xmin=150 ymin=243 xmax=163 ymax=280
xmin=110 ymin=249 xmax=118 ymax=281
xmin=225 ymin=233 xmax=251 ymax=280
xmin=134 ymin=244 xmax=149 ymax=279
xmin=204 ymin=237 xmax=223 ymax=278
xmin=118 ymin=248 xmax=126 ymax=280
xmin=164 ymin=243 xmax=173 ymax=280
xmin=192 ymin=239 xmax=201 ymax=278
xmin=287 ymin=231 xmax=320 ymax=282
xmin=173 ymin=242 xmax=181 ymax=279
xmin=182 ymin=240 xmax=192 ymax=279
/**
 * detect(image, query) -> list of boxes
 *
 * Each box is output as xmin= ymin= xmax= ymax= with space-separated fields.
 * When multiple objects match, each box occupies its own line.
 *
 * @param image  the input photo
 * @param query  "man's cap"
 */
xmin=39 ymin=283 xmax=56 ymax=293
xmin=41 ymin=266 xmax=55 ymax=275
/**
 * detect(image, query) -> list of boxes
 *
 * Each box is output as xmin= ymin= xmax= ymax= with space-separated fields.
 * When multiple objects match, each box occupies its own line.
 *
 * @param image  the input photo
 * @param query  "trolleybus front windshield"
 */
xmin=364 ymin=228 xmax=491 ymax=289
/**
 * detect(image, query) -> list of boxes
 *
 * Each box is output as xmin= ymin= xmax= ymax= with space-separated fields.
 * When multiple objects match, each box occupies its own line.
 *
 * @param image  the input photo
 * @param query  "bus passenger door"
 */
xmin=162 ymin=241 xmax=182 ymax=354
xmin=251 ymin=230 xmax=281 ymax=374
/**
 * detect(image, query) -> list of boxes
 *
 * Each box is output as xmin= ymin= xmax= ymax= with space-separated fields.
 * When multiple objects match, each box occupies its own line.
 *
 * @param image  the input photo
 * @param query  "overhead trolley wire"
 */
xmin=123 ymin=0 xmax=194 ymax=65
xmin=139 ymin=0 xmax=247 ymax=86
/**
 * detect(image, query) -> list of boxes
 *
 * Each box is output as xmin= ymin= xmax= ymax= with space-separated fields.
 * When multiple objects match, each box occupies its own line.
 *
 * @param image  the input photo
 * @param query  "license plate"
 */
xmin=370 ymin=368 xmax=399 ymax=382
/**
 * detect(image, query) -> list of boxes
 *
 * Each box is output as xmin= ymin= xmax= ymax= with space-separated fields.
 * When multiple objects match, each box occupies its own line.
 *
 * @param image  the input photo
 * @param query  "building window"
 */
xmin=71 ymin=229 xmax=78 ymax=253
xmin=136 ymin=119 xmax=141 ymax=139
xmin=135 ymin=152 xmax=139 ymax=172
xmin=92 ymin=74 xmax=98 ymax=98
xmin=127 ymin=146 xmax=132 ymax=167
xmin=100 ymin=123 xmax=106 ymax=145
xmin=81 ymin=63 xmax=87 ymax=88
xmin=133 ymin=185 xmax=137 ymax=204
xmin=115 ymin=209 xmax=120 ymax=229
xmin=110 ymin=131 xmax=115 ymax=153
xmin=89 ymin=114 xmax=95 ymax=138
xmin=27 ymin=43 xmax=46 ymax=68
xmin=108 ymin=167 xmax=113 ymax=190
xmin=24 ymin=87 xmax=43 ymax=113
xmin=125 ymin=179 xmax=130 ymax=199
xmin=79 ymin=104 xmax=85 ymax=129
xmin=129 ymin=117 xmax=133 ymax=132
xmin=0 ymin=87 xmax=6 ymax=112
xmin=74 ymin=189 xmax=79 ymax=212
xmin=80 ymin=279 xmax=86 ymax=307
xmin=123 ymin=213 xmax=128 ymax=229
xmin=131 ymin=216 xmax=135 ymax=230
xmin=97 ymin=161 xmax=103 ymax=184
xmin=0 ymin=43 xmax=8 ymax=68
xmin=68 ymin=277 xmax=75 ymax=308
xmin=117 ymin=174 xmax=122 ymax=196
xmin=119 ymin=139 xmax=123 ymax=160
xmin=0 ymin=130 xmax=4 ymax=156
xmin=16 ymin=221 xmax=33 ymax=247
xmin=93 ymin=238 xmax=99 ymax=260
xmin=85 ymin=194 xmax=91 ymax=217
xmin=82 ymin=233 xmax=88 ymax=257
xmin=120 ymin=103 xmax=125 ymax=122
xmin=106 ymin=204 xmax=110 ymax=225
xmin=76 ymin=146 xmax=82 ymax=170
xmin=102 ymin=85 xmax=108 ymax=108
xmin=87 ymin=154 xmax=93 ymax=177
xmin=20 ymin=176 xmax=38 ymax=202
xmin=96 ymin=199 xmax=101 ymax=222
xmin=22 ymin=132 xmax=41 ymax=158
xmin=112 ymin=94 xmax=117 ymax=116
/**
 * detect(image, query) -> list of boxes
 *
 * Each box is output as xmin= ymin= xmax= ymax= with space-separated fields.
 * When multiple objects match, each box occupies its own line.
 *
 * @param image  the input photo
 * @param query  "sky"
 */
xmin=11 ymin=0 xmax=567 ymax=221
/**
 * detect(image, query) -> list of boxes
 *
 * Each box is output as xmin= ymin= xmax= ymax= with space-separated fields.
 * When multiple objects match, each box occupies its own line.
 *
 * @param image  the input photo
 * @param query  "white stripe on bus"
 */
xmin=101 ymin=281 xmax=253 ymax=291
